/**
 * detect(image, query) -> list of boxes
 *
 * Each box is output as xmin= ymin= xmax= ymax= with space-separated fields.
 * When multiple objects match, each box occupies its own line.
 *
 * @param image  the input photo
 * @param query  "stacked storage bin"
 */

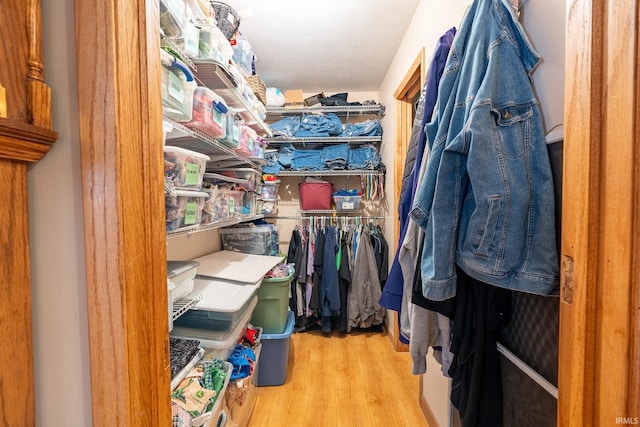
xmin=250 ymin=267 xmax=295 ymax=387
xmin=169 ymin=250 xmax=286 ymax=427
xmin=207 ymin=168 xmax=262 ymax=216
xmin=164 ymin=146 xmax=210 ymax=233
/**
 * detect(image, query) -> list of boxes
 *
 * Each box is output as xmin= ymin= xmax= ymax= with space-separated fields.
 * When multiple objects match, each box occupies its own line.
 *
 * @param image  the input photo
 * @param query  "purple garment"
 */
xmin=379 ymin=28 xmax=457 ymax=337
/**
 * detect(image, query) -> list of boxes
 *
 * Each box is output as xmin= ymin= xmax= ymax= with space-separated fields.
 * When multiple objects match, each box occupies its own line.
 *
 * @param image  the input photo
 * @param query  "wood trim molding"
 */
xmin=0 ymin=118 xmax=58 ymax=162
xmin=26 ymin=0 xmax=52 ymax=129
xmin=74 ymin=0 xmax=169 ymax=425
xmin=559 ymin=1 xmax=603 ymax=425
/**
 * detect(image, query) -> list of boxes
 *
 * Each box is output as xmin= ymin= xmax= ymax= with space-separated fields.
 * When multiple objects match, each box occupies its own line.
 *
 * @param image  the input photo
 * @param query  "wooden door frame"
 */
xmin=389 ymin=48 xmax=425 ymax=353
xmin=74 ymin=0 xmax=170 ymax=425
xmin=560 ymin=0 xmax=640 ymax=425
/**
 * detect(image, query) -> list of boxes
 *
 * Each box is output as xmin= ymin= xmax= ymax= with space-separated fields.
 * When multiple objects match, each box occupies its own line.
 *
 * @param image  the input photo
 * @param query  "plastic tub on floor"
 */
xmin=257 ymin=310 xmax=294 ymax=387
xmin=251 ymin=272 xmax=293 ymax=334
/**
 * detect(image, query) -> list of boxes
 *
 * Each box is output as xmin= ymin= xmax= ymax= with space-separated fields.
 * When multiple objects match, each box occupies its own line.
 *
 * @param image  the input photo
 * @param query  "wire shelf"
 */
xmin=165 ymin=120 xmax=263 ymax=169
xmin=276 ymin=169 xmax=384 ymax=177
xmin=265 ymin=136 xmax=382 ymax=145
xmin=266 ymin=104 xmax=385 ymax=117
xmin=166 ymin=214 xmax=265 ymax=240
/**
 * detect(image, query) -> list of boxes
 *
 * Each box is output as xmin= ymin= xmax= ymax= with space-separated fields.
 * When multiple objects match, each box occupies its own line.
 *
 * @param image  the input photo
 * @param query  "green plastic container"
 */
xmin=251 ymin=273 xmax=293 ymax=334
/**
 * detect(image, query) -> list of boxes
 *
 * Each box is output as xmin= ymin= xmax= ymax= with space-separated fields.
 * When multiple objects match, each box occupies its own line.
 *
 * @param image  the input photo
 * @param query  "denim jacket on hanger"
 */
xmin=410 ymin=0 xmax=559 ymax=300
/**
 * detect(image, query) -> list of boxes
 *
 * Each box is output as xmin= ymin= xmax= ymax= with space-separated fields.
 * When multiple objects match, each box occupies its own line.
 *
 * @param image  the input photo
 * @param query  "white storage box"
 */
xmin=165 ymin=190 xmax=208 ymax=232
xmin=167 ymin=260 xmax=200 ymax=302
xmin=171 ymin=295 xmax=258 ymax=361
xmin=164 ymin=146 xmax=210 ymax=190
xmin=173 ymin=278 xmax=260 ymax=332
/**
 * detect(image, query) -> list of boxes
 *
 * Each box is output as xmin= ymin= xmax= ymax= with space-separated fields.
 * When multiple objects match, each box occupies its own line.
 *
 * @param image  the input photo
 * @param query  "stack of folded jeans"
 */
xmin=261 ymin=150 xmax=282 ymax=174
xmin=321 ymin=144 xmax=349 ymax=170
xmin=294 ymin=113 xmax=343 ymax=137
xmin=347 ymin=145 xmax=381 ymax=170
xmin=291 ymin=148 xmax=323 ymax=171
xmin=269 ymin=116 xmax=301 ymax=138
xmin=277 ymin=143 xmax=295 ymax=169
xmin=342 ymin=119 xmax=382 ymax=137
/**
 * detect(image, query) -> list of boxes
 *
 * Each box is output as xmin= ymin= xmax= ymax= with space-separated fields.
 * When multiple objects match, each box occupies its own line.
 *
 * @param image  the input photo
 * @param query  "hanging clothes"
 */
xmin=379 ymin=27 xmax=457 ymax=337
xmin=448 ymin=266 xmax=511 ymax=427
xmin=348 ymin=225 xmax=386 ymax=332
xmin=320 ymin=226 xmax=341 ymax=333
xmin=409 ymin=0 xmax=559 ymax=301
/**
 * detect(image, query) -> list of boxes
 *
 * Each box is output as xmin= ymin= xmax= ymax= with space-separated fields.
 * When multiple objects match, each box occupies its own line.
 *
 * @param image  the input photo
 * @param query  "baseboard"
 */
xmin=386 ymin=310 xmax=410 ymax=352
xmin=420 ymin=391 xmax=440 ymax=427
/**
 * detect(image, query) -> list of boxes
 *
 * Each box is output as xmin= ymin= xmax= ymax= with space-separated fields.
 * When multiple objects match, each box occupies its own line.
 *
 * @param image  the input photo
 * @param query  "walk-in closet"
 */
xmin=9 ymin=0 xmax=639 ymax=426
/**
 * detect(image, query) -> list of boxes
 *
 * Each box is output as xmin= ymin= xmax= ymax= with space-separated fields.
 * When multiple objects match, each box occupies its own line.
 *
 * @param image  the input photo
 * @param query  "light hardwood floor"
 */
xmin=248 ymin=328 xmax=430 ymax=427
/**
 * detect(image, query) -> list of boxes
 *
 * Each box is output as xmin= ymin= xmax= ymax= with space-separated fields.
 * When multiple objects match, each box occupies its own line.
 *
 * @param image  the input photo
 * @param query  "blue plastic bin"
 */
xmin=257 ymin=310 xmax=294 ymax=386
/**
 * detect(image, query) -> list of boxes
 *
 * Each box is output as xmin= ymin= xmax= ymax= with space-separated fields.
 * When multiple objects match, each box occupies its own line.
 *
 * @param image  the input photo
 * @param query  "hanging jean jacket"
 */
xmin=410 ymin=0 xmax=559 ymax=301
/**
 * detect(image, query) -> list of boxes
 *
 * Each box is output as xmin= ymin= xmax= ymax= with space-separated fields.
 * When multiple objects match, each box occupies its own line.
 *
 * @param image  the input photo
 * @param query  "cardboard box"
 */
xmin=284 ymin=89 xmax=304 ymax=107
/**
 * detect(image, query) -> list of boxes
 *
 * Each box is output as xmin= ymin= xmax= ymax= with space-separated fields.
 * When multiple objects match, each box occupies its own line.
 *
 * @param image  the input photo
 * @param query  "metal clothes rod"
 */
xmin=496 ymin=342 xmax=559 ymax=399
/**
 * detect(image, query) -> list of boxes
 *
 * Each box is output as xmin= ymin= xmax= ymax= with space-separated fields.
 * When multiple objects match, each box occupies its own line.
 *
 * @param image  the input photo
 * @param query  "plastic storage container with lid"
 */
xmin=172 ymin=277 xmax=260 ymax=332
xmin=257 ymin=310 xmax=294 ymax=386
xmin=171 ymin=295 xmax=258 ymax=361
xmin=208 ymin=168 xmax=260 ymax=192
xmin=231 ymin=35 xmax=254 ymax=76
xmin=181 ymin=87 xmax=229 ymax=139
xmin=165 ymin=190 xmax=208 ymax=232
xmin=198 ymin=24 xmax=234 ymax=64
xmin=219 ymin=110 xmax=241 ymax=148
xmin=236 ymin=125 xmax=257 ymax=157
xmin=160 ymin=0 xmax=187 ymax=38
xmin=219 ymin=226 xmax=275 ymax=256
xmin=201 ymin=188 xmax=244 ymax=224
xmin=161 ymin=49 xmax=196 ymax=122
xmin=260 ymin=180 xmax=280 ymax=200
xmin=164 ymin=146 xmax=210 ymax=190
xmin=251 ymin=272 xmax=293 ymax=334
xmin=167 ymin=260 xmax=200 ymax=302
xmin=333 ymin=195 xmax=362 ymax=210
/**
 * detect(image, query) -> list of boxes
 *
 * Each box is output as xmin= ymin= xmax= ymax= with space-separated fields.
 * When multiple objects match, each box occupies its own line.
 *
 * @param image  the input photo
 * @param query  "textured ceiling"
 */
xmin=220 ymin=0 xmax=421 ymax=93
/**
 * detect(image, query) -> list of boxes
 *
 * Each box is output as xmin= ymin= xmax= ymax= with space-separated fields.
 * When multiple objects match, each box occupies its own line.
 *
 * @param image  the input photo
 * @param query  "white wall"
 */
xmin=28 ymin=0 xmax=93 ymax=425
xmin=377 ymin=0 xmax=566 ymax=425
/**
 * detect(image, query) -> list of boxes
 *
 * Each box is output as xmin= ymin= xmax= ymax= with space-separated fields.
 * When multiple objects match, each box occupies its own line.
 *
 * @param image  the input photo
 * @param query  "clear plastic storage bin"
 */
xmin=236 ymin=125 xmax=256 ymax=157
xmin=161 ymin=49 xmax=196 ymax=122
xmin=219 ymin=226 xmax=274 ymax=256
xmin=208 ymin=168 xmax=261 ymax=192
xmin=172 ymin=278 xmax=259 ymax=332
xmin=160 ymin=0 xmax=186 ymax=38
xmin=333 ymin=195 xmax=362 ymax=210
xmin=171 ymin=296 xmax=258 ymax=361
xmin=164 ymin=145 xmax=210 ymax=190
xmin=201 ymin=189 xmax=244 ymax=224
xmin=231 ymin=36 xmax=254 ymax=76
xmin=199 ymin=24 xmax=234 ymax=64
xmin=260 ymin=180 xmax=280 ymax=200
xmin=181 ymin=87 xmax=229 ymax=139
xmin=165 ymin=190 xmax=208 ymax=232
